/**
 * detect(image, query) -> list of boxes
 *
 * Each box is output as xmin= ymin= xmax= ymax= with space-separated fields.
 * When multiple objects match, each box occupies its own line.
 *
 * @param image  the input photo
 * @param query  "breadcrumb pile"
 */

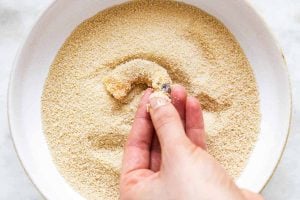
xmin=41 ymin=1 xmax=260 ymax=199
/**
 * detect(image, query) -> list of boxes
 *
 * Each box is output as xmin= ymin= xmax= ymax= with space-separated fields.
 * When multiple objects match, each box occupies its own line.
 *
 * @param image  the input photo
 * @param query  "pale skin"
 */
xmin=120 ymin=85 xmax=263 ymax=200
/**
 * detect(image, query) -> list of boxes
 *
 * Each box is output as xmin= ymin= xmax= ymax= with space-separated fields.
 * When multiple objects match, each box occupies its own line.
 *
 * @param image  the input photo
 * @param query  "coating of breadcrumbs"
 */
xmin=41 ymin=1 xmax=260 ymax=199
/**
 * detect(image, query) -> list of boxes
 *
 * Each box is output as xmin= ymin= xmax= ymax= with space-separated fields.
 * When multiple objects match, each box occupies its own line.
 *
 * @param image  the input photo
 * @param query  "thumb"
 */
xmin=149 ymin=92 xmax=190 ymax=153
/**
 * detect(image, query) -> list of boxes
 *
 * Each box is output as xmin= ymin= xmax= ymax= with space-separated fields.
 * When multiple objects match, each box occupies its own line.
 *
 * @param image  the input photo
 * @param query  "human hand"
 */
xmin=120 ymin=85 xmax=263 ymax=200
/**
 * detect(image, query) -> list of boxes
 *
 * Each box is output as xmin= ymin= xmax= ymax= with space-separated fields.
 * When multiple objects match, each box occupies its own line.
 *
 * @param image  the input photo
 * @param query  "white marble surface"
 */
xmin=0 ymin=0 xmax=299 ymax=199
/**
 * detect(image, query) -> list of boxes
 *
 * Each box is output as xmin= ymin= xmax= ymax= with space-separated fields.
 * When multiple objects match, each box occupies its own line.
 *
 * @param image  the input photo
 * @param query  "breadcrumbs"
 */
xmin=41 ymin=1 xmax=260 ymax=199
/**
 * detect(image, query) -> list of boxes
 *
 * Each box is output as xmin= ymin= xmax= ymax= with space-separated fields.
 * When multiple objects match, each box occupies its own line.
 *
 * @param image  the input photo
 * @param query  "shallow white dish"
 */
xmin=8 ymin=0 xmax=291 ymax=199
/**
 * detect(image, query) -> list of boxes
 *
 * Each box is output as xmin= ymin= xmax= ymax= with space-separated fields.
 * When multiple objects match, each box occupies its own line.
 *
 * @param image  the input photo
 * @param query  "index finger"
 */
xmin=121 ymin=89 xmax=154 ymax=175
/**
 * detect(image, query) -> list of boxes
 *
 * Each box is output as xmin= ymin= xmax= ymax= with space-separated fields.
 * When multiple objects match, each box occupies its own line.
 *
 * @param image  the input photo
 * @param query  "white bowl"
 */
xmin=8 ymin=0 xmax=291 ymax=199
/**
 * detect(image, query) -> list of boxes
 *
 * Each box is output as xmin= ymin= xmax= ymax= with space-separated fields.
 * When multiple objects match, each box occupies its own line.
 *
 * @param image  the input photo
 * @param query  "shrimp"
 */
xmin=102 ymin=59 xmax=172 ymax=100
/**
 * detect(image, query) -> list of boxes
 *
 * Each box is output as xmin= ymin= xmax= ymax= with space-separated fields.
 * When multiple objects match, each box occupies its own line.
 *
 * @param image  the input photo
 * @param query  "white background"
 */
xmin=0 ymin=0 xmax=299 ymax=199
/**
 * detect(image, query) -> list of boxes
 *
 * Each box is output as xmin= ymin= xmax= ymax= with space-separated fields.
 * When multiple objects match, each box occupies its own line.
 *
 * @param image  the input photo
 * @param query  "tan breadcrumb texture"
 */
xmin=41 ymin=1 xmax=260 ymax=199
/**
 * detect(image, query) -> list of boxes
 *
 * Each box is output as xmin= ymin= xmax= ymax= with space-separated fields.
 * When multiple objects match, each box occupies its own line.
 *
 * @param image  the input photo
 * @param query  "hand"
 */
xmin=120 ymin=85 xmax=263 ymax=200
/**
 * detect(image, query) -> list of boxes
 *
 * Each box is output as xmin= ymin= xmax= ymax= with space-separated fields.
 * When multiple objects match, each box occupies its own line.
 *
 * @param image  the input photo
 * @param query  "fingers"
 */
xmin=150 ymin=85 xmax=187 ymax=172
xmin=150 ymin=133 xmax=161 ymax=172
xmin=171 ymin=85 xmax=206 ymax=149
xmin=171 ymin=85 xmax=187 ymax=127
xmin=121 ymin=89 xmax=154 ymax=175
xmin=149 ymin=93 xmax=189 ymax=153
xmin=186 ymin=96 xmax=207 ymax=150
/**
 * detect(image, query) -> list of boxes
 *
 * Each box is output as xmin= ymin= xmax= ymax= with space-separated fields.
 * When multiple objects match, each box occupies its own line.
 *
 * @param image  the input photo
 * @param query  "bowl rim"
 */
xmin=7 ymin=1 xmax=57 ymax=199
xmin=7 ymin=0 xmax=292 ymax=198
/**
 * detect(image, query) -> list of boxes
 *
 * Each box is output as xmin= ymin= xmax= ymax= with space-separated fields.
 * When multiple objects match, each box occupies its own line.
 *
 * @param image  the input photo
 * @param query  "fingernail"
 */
xmin=149 ymin=92 xmax=171 ymax=110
